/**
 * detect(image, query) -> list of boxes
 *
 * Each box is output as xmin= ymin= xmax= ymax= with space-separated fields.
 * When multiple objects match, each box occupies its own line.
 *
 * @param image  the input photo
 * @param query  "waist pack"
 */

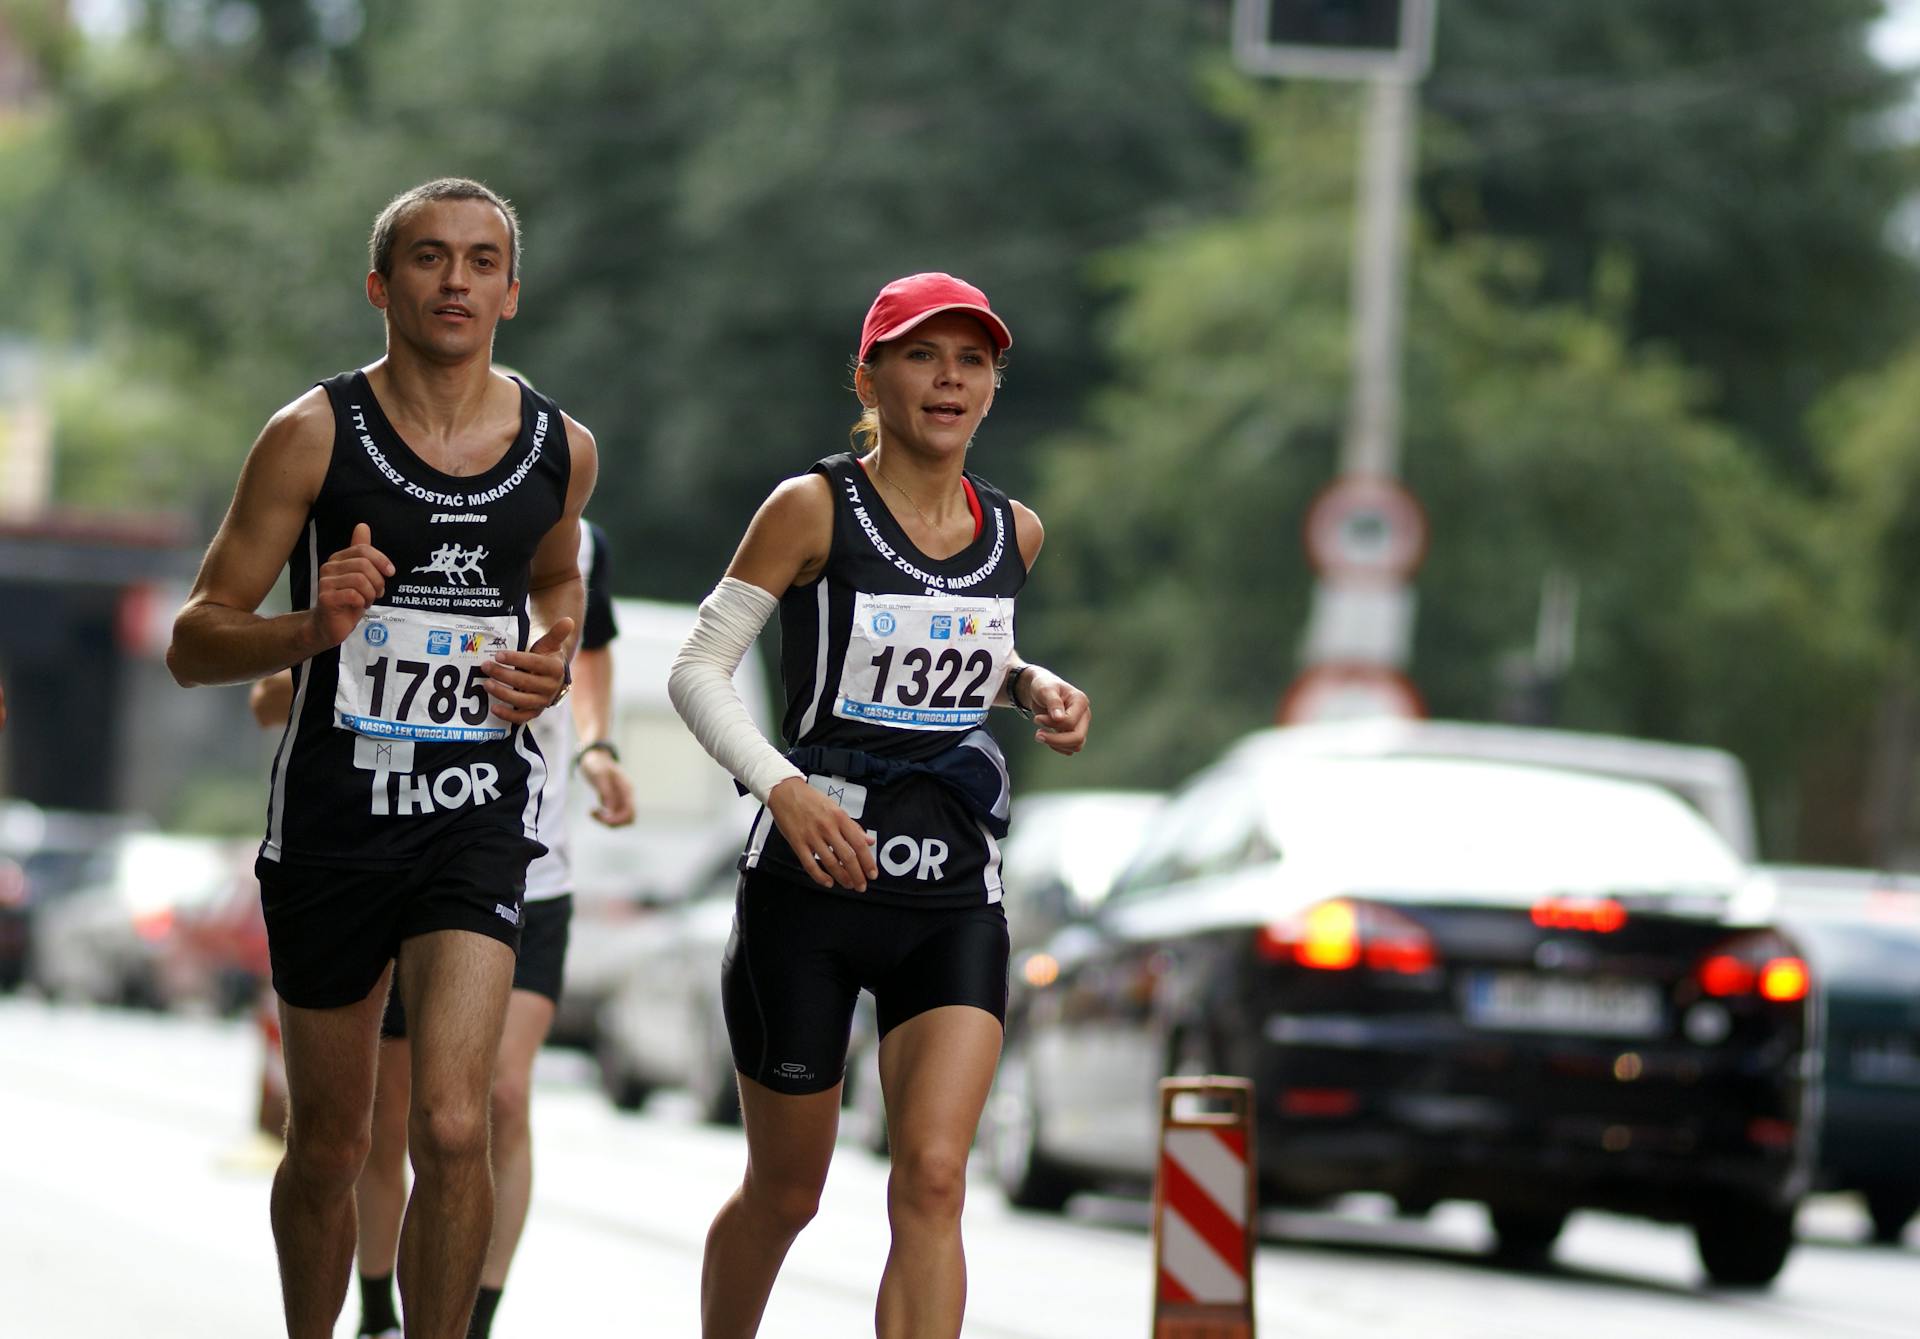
xmin=740 ymin=728 xmax=1013 ymax=838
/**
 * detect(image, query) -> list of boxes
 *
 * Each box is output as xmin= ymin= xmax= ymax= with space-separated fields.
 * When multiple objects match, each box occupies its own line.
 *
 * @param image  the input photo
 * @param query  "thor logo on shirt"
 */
xmin=367 ymin=762 xmax=503 ymax=816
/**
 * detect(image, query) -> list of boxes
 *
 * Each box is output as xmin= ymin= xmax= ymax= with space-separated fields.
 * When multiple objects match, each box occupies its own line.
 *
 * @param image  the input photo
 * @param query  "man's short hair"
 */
xmin=369 ymin=178 xmax=522 ymax=283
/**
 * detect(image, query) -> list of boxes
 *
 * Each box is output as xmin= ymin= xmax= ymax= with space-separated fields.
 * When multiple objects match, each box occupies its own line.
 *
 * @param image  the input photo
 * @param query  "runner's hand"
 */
xmin=484 ymin=618 xmax=576 ymax=723
xmin=766 ymin=776 xmax=878 ymax=891
xmin=1022 ymin=668 xmax=1091 ymax=756
xmin=581 ymin=751 xmax=637 ymax=827
xmin=311 ymin=522 xmax=394 ymax=650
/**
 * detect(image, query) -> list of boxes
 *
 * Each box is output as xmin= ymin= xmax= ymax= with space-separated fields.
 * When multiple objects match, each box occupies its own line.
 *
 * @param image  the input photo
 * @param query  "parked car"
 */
xmin=1243 ymin=717 xmax=1758 ymax=859
xmin=0 ymin=802 xmax=142 ymax=992
xmin=158 ymin=851 xmax=270 ymax=1016
xmin=29 ymin=831 xmax=244 ymax=1008
xmin=989 ymin=733 xmax=1814 ymax=1288
xmin=550 ymin=597 xmax=771 ymax=1051
xmin=1766 ymin=863 xmax=1920 ymax=1245
xmin=842 ymin=788 xmax=1168 ymax=1153
xmin=593 ymin=850 xmax=742 ymax=1124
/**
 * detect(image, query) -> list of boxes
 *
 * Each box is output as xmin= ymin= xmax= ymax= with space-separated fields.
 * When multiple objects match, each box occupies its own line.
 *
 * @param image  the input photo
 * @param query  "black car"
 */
xmin=989 ymin=738 xmax=1815 ymax=1287
xmin=1768 ymin=864 xmax=1920 ymax=1245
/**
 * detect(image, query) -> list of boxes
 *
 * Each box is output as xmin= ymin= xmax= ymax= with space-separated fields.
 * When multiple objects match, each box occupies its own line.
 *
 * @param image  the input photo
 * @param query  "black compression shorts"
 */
xmin=257 ymin=828 xmax=538 ymax=1010
xmin=721 ymin=868 xmax=1009 ymax=1096
xmin=380 ymin=894 xmax=572 ymax=1038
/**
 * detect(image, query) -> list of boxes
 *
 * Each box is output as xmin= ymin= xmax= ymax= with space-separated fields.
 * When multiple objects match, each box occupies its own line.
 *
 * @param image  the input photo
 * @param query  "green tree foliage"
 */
xmin=1 ymin=0 xmax=1243 ymax=597
xmin=1022 ymin=83 xmax=1883 ymax=843
xmin=1427 ymin=0 xmax=1915 ymax=478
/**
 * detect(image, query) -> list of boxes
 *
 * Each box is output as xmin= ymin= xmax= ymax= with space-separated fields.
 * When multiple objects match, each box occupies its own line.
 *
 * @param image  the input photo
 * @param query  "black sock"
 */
xmin=468 ymin=1286 xmax=503 ymax=1339
xmin=357 ymin=1272 xmax=399 ymax=1336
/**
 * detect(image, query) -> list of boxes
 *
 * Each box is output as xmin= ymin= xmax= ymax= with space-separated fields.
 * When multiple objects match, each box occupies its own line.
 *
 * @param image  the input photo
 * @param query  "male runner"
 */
xmin=257 ymin=519 xmax=634 ymax=1339
xmin=167 ymin=177 xmax=598 ymax=1339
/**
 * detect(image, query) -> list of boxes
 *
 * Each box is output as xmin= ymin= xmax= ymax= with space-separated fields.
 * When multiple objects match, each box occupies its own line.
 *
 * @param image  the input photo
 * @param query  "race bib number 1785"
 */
xmin=334 ymin=608 xmax=516 ymax=743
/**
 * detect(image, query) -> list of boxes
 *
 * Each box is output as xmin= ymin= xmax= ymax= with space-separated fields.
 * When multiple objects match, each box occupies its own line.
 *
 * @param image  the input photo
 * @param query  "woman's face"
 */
xmin=859 ymin=311 xmax=999 ymax=460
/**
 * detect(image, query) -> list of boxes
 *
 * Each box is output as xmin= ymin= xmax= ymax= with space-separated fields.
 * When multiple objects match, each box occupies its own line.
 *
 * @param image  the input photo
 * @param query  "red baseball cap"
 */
xmin=858 ymin=272 xmax=1012 ymax=364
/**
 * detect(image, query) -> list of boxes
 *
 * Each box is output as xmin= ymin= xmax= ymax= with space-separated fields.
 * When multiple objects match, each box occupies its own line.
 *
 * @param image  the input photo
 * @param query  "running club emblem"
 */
xmin=413 ymin=543 xmax=489 ymax=586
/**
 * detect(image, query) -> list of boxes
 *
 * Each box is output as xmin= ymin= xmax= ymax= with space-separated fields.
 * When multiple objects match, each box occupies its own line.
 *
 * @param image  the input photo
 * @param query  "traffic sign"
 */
xmin=1233 ymin=0 xmax=1436 ymax=82
xmin=1279 ymin=662 xmax=1425 ymax=724
xmin=1302 ymin=473 xmax=1427 ymax=578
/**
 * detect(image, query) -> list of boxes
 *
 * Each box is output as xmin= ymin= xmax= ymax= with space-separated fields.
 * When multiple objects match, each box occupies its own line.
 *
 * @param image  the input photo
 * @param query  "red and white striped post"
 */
xmin=1151 ymin=1076 xmax=1257 ymax=1339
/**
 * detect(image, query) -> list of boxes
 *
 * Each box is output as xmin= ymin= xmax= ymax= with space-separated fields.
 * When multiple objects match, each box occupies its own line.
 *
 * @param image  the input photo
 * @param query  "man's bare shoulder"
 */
xmin=238 ymin=386 xmax=337 ymax=505
xmin=257 ymin=386 xmax=338 ymax=456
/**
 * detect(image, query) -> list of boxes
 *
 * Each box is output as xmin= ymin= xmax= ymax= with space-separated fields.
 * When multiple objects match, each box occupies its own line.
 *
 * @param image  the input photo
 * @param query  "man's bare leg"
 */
xmin=353 ymin=1035 xmax=411 ymax=1334
xmin=481 ymin=988 xmax=557 ymax=1289
xmin=394 ymin=930 xmax=515 ymax=1339
xmin=271 ymin=967 xmax=391 ymax=1339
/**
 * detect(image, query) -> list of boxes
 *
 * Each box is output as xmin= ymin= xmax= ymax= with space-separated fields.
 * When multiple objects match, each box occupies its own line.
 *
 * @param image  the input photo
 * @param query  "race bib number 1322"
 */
xmin=334 ymin=608 xmax=515 ymax=743
xmin=835 ymin=593 xmax=1014 ymax=730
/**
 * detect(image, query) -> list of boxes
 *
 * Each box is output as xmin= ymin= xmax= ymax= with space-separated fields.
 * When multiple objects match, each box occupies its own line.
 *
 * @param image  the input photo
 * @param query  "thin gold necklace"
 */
xmin=874 ymin=457 xmax=948 ymax=532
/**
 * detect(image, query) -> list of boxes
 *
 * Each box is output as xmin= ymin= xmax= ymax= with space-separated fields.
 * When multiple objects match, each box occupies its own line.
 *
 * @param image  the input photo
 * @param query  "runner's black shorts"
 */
xmin=256 ymin=828 xmax=539 ymax=1010
xmin=721 ymin=868 xmax=1009 ymax=1096
xmin=380 ymin=894 xmax=571 ymax=1039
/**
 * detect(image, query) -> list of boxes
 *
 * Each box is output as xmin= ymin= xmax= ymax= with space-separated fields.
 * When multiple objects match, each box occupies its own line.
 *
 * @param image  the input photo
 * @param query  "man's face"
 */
xmin=367 ymin=198 xmax=519 ymax=360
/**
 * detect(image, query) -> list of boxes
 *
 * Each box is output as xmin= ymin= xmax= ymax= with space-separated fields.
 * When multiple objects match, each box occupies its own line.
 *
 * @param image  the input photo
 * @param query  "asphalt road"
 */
xmin=1 ymin=999 xmax=1911 ymax=1338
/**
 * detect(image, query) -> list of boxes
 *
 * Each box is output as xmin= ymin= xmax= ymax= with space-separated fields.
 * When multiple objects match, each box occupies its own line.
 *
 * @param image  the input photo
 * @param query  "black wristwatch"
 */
xmin=1004 ymin=663 xmax=1035 ymax=719
xmin=574 ymin=738 xmax=619 ymax=769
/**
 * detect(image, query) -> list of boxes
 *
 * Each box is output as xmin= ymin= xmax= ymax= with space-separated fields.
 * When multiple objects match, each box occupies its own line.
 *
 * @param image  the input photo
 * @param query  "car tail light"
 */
xmin=1695 ymin=930 xmax=1809 ymax=1002
xmin=133 ymin=908 xmax=175 ymax=943
xmin=1257 ymin=898 xmax=1437 ymax=975
xmin=1021 ymin=951 xmax=1060 ymax=990
xmin=1279 ymin=1087 xmax=1360 ymax=1118
xmin=1531 ymin=896 xmax=1627 ymax=932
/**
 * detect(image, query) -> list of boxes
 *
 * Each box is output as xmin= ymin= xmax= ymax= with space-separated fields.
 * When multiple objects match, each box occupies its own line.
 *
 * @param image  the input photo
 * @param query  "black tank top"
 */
xmin=261 ymin=370 xmax=571 ymax=869
xmin=743 ymin=452 xmax=1026 ymax=906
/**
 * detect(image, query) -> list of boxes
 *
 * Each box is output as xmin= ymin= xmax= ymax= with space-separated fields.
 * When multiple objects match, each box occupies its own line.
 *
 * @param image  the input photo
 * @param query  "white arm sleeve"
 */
xmin=668 ymin=577 xmax=805 ymax=804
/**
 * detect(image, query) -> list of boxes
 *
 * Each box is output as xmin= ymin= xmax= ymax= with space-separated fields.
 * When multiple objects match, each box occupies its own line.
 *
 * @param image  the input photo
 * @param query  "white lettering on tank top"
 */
xmin=842 ymin=475 xmax=1009 ymax=592
xmin=349 ymin=402 xmax=548 ymax=509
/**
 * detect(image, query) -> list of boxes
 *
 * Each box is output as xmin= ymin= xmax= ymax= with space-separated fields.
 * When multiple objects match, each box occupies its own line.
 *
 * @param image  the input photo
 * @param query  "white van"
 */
xmin=554 ymin=597 xmax=773 ymax=1046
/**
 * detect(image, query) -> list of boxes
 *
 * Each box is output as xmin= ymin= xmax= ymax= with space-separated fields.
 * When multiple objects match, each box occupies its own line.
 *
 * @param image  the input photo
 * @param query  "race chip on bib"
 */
xmin=835 ymin=593 xmax=1016 ymax=731
xmin=334 ymin=607 xmax=517 ymax=743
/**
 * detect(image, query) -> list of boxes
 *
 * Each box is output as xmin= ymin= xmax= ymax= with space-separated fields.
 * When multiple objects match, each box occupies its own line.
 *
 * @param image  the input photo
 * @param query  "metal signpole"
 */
xmin=1233 ymin=0 xmax=1437 ymax=722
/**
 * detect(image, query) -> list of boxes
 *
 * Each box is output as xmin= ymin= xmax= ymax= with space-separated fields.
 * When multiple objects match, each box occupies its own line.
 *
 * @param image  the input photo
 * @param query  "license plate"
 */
xmin=1464 ymin=971 xmax=1664 ymax=1038
xmin=1850 ymin=1036 xmax=1920 ymax=1087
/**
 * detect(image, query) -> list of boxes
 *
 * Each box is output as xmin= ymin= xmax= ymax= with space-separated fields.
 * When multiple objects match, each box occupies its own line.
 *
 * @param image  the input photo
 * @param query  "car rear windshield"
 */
xmin=1262 ymin=759 xmax=1746 ymax=899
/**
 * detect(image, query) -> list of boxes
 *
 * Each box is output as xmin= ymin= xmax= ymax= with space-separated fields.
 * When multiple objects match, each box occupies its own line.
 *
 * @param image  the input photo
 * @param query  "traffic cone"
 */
xmin=1151 ymin=1076 xmax=1256 ymax=1339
